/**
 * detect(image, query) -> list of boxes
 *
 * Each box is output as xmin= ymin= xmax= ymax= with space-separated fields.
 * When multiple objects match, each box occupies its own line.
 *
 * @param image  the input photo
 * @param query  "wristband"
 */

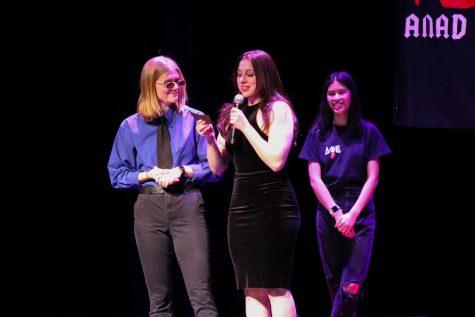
xmin=177 ymin=164 xmax=185 ymax=177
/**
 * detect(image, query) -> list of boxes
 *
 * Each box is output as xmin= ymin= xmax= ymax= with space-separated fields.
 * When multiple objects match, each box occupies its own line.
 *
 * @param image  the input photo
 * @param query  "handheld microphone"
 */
xmin=230 ymin=94 xmax=245 ymax=145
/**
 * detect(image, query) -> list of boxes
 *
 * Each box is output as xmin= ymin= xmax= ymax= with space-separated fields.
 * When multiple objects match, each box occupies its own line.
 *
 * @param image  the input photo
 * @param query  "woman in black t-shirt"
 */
xmin=299 ymin=71 xmax=391 ymax=317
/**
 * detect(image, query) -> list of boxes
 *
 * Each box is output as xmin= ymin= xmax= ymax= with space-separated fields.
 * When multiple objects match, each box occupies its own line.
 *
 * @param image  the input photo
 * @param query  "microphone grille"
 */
xmin=233 ymin=94 xmax=245 ymax=104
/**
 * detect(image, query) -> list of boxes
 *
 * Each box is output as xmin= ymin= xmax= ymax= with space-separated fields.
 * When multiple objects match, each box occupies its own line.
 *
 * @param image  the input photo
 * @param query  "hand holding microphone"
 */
xmin=230 ymin=94 xmax=245 ymax=145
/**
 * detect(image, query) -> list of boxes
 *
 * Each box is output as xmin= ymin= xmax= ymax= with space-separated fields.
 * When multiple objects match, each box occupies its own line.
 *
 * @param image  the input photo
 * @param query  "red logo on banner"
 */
xmin=414 ymin=0 xmax=475 ymax=9
xmin=406 ymin=0 xmax=473 ymax=39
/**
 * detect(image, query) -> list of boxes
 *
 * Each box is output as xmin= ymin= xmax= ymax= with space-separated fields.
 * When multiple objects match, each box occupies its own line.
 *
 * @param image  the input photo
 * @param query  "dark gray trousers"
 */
xmin=133 ymin=190 xmax=218 ymax=317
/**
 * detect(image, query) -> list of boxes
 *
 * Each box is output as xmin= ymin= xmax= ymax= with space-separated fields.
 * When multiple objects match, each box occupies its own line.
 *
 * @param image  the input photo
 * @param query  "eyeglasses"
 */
xmin=156 ymin=80 xmax=186 ymax=89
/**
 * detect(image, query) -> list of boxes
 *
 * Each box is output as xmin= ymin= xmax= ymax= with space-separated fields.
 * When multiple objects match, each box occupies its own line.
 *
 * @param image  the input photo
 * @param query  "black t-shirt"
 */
xmin=299 ymin=120 xmax=391 ymax=191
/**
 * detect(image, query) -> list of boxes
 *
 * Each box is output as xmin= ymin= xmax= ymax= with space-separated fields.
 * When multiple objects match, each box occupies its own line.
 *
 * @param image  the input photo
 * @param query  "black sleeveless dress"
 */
xmin=226 ymin=102 xmax=301 ymax=289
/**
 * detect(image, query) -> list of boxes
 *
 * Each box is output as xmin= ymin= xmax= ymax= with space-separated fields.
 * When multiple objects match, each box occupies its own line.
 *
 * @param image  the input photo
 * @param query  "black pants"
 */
xmin=317 ymin=190 xmax=375 ymax=317
xmin=133 ymin=190 xmax=218 ymax=317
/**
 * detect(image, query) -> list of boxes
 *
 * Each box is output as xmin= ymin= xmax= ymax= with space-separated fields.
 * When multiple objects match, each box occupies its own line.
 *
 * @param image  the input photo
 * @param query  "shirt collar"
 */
xmin=165 ymin=105 xmax=185 ymax=123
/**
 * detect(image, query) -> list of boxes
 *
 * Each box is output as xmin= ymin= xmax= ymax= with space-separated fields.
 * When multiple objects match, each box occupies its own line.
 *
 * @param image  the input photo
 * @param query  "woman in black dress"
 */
xmin=196 ymin=50 xmax=301 ymax=316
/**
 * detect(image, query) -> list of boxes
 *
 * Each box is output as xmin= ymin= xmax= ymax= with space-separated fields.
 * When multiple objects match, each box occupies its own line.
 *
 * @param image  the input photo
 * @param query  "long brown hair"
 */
xmin=216 ymin=50 xmax=298 ymax=143
xmin=137 ymin=56 xmax=187 ymax=123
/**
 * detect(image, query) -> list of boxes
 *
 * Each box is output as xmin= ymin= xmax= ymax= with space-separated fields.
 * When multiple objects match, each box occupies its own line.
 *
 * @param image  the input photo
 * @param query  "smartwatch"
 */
xmin=329 ymin=205 xmax=341 ymax=213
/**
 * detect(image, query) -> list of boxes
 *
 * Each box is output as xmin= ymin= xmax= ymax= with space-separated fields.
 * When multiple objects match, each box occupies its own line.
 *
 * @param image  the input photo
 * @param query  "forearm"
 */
xmin=241 ymin=124 xmax=288 ymax=172
xmin=206 ymin=138 xmax=228 ymax=174
xmin=349 ymin=176 xmax=378 ymax=217
xmin=181 ymin=165 xmax=194 ymax=178
xmin=138 ymin=168 xmax=187 ymax=182
xmin=310 ymin=178 xmax=338 ymax=214
xmin=138 ymin=171 xmax=150 ymax=183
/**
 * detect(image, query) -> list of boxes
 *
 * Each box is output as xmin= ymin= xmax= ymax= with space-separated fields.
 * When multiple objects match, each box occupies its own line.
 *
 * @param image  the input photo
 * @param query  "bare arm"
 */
xmin=308 ymin=161 xmax=354 ymax=238
xmin=336 ymin=158 xmax=380 ymax=235
xmin=234 ymin=101 xmax=294 ymax=172
xmin=308 ymin=161 xmax=339 ymax=214
xmin=343 ymin=159 xmax=379 ymax=217
xmin=207 ymin=133 xmax=231 ymax=175
xmin=196 ymin=119 xmax=231 ymax=175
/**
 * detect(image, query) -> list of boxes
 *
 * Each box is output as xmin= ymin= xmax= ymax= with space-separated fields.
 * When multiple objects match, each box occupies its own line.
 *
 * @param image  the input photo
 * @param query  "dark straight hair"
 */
xmin=312 ymin=71 xmax=363 ymax=140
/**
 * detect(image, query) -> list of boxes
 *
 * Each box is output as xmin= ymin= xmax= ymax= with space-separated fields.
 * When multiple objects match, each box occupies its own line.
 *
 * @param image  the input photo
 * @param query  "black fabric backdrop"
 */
xmin=34 ymin=1 xmax=474 ymax=316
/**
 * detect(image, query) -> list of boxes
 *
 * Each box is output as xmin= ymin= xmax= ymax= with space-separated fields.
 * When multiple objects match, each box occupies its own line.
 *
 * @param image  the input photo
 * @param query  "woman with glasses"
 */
xmin=299 ymin=71 xmax=391 ymax=316
xmin=108 ymin=55 xmax=220 ymax=317
xmin=196 ymin=50 xmax=301 ymax=317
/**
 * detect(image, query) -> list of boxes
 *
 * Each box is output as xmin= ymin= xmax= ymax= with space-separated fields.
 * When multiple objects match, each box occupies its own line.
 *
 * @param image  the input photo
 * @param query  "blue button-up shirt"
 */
xmin=108 ymin=106 xmax=221 ymax=189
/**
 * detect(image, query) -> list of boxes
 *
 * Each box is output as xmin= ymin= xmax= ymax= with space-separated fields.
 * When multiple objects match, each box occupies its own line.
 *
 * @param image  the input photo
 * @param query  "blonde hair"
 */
xmin=137 ymin=56 xmax=187 ymax=122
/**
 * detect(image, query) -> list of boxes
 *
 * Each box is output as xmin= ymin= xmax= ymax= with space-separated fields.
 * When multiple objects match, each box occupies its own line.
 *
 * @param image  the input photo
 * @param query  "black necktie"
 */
xmin=157 ymin=116 xmax=172 ymax=168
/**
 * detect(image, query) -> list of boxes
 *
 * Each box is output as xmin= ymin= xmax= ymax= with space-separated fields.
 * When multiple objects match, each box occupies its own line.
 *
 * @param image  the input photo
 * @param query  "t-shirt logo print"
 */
xmin=325 ymin=145 xmax=341 ymax=160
